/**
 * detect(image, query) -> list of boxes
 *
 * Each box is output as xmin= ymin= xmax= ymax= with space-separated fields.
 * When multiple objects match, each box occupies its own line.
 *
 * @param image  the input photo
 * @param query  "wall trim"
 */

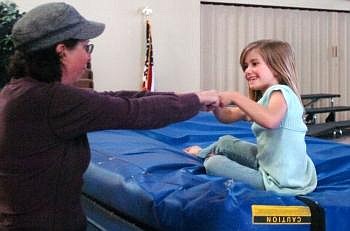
xmin=200 ymin=1 xmax=350 ymax=13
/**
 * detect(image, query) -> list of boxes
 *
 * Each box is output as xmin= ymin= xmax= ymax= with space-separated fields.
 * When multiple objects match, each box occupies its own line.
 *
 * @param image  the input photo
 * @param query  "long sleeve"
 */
xmin=99 ymin=90 xmax=174 ymax=98
xmin=1 ymin=78 xmax=200 ymax=229
xmin=48 ymin=84 xmax=201 ymax=139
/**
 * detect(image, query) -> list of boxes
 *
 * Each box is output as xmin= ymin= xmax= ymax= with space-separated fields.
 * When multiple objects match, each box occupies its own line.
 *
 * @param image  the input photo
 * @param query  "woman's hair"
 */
xmin=7 ymin=39 xmax=80 ymax=83
xmin=239 ymin=39 xmax=300 ymax=102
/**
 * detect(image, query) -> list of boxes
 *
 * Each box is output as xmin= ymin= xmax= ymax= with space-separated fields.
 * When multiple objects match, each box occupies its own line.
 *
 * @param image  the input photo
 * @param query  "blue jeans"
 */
xmin=199 ymin=135 xmax=265 ymax=190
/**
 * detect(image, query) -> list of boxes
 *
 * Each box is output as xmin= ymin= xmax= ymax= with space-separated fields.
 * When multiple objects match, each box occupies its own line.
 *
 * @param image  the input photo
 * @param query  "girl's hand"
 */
xmin=196 ymin=90 xmax=220 ymax=111
xmin=219 ymin=91 xmax=235 ymax=107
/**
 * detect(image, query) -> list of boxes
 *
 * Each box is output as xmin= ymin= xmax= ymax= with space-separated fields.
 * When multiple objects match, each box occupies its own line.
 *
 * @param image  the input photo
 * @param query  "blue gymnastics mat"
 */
xmin=82 ymin=112 xmax=350 ymax=231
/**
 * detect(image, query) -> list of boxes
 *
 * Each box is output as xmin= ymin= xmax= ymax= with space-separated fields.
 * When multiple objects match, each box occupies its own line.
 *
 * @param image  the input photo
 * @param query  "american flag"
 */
xmin=141 ymin=19 xmax=154 ymax=91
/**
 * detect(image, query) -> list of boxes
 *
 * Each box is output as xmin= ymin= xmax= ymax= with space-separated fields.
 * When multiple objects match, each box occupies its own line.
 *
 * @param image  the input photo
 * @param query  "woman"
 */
xmin=0 ymin=2 xmax=219 ymax=230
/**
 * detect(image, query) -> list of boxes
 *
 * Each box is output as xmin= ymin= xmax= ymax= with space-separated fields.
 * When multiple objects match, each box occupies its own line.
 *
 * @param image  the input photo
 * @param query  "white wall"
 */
xmin=14 ymin=0 xmax=350 ymax=92
xmin=15 ymin=0 xmax=200 ymax=92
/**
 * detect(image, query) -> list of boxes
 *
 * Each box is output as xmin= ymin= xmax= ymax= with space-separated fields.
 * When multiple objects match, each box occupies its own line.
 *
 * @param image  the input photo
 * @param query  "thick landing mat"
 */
xmin=83 ymin=112 xmax=350 ymax=231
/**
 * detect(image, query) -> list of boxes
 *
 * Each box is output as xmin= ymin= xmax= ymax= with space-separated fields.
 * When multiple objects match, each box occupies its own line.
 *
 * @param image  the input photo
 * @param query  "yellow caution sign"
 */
xmin=252 ymin=205 xmax=311 ymax=225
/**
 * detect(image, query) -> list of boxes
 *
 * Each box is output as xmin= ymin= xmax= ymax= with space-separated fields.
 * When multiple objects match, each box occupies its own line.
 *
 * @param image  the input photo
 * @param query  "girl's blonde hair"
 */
xmin=239 ymin=39 xmax=300 ymax=102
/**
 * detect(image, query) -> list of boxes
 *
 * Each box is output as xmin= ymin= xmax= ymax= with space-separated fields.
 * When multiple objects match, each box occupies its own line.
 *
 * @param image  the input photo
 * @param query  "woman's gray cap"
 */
xmin=11 ymin=2 xmax=105 ymax=52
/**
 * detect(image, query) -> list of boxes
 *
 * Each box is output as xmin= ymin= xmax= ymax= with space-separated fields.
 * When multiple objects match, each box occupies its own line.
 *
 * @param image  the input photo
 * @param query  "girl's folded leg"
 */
xmin=204 ymin=155 xmax=265 ymax=190
xmin=213 ymin=135 xmax=258 ymax=169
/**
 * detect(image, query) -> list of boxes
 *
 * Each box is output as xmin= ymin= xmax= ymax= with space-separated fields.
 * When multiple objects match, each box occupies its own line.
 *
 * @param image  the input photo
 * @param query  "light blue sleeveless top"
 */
xmin=252 ymin=84 xmax=317 ymax=195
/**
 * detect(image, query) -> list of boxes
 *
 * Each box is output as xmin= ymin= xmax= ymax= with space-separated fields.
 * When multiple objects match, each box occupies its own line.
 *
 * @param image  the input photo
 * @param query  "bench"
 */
xmin=304 ymin=106 xmax=350 ymax=124
xmin=301 ymin=93 xmax=350 ymax=137
xmin=307 ymin=120 xmax=350 ymax=137
xmin=301 ymin=93 xmax=340 ymax=107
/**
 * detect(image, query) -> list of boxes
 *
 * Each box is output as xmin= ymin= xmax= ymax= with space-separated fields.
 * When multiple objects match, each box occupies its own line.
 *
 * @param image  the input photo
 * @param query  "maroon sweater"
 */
xmin=0 ymin=78 xmax=200 ymax=230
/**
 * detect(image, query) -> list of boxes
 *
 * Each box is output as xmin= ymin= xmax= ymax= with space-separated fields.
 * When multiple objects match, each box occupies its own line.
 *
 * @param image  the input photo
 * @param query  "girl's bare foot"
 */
xmin=183 ymin=145 xmax=202 ymax=156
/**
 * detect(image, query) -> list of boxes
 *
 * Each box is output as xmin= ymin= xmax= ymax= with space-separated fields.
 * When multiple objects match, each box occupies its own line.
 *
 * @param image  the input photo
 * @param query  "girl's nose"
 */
xmin=244 ymin=65 xmax=251 ymax=74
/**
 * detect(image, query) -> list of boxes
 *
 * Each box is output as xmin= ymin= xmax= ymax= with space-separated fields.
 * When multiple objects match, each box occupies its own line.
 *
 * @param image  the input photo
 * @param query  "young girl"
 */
xmin=185 ymin=39 xmax=317 ymax=195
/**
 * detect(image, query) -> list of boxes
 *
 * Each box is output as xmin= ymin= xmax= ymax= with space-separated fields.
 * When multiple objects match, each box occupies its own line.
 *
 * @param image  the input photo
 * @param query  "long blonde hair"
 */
xmin=239 ymin=39 xmax=300 ymax=102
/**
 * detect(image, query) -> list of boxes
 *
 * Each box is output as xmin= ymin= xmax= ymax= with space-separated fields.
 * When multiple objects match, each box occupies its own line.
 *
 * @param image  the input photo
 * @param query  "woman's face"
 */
xmin=242 ymin=49 xmax=278 ymax=92
xmin=59 ymin=40 xmax=92 ymax=85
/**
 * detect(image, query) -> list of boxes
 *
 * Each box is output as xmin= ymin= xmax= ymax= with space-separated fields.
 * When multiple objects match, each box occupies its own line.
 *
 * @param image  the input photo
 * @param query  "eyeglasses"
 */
xmin=84 ymin=44 xmax=94 ymax=54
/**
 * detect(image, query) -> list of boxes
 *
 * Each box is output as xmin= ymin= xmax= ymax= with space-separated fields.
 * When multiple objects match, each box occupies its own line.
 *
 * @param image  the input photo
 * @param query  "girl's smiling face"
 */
xmin=242 ymin=49 xmax=279 ymax=92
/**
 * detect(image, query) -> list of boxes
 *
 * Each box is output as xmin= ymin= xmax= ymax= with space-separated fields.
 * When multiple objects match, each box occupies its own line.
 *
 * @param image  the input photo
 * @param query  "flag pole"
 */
xmin=141 ymin=7 xmax=154 ymax=92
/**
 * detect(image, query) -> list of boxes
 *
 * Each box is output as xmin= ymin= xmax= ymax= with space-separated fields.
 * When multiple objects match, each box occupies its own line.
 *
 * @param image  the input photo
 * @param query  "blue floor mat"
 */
xmin=83 ymin=112 xmax=350 ymax=231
